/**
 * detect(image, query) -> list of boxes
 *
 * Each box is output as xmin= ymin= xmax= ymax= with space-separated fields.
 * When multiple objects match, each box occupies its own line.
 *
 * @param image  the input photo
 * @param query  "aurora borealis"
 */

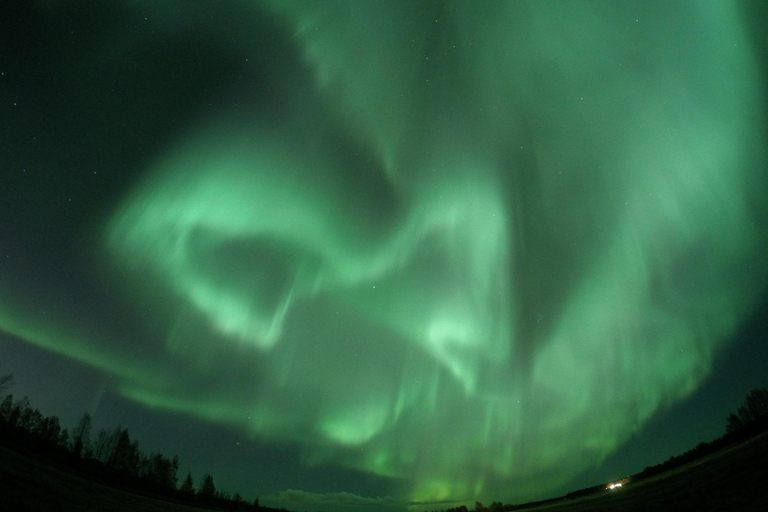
xmin=1 ymin=1 xmax=767 ymax=509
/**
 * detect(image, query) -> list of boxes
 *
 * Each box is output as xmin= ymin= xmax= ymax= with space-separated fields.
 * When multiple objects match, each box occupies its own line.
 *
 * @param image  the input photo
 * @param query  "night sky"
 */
xmin=1 ymin=1 xmax=767 ymax=511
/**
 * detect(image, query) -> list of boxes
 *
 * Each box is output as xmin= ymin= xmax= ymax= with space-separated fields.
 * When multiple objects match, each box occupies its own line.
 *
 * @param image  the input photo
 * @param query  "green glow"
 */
xmin=3 ymin=1 xmax=766 ymax=505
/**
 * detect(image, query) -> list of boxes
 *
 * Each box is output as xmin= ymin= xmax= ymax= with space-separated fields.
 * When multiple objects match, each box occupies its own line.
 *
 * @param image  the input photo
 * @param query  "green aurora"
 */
xmin=2 ymin=0 xmax=767 ymax=506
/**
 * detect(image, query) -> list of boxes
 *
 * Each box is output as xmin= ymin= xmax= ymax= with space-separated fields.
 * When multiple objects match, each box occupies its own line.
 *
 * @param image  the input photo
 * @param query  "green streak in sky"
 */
xmin=3 ymin=1 xmax=766 ymax=505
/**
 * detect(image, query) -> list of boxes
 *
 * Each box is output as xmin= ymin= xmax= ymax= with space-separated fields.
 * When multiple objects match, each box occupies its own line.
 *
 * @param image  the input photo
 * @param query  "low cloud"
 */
xmin=263 ymin=489 xmax=401 ymax=511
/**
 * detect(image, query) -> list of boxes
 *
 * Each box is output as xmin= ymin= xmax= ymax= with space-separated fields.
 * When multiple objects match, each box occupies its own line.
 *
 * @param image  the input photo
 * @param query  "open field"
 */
xmin=2 ymin=432 xmax=768 ymax=511
xmin=0 ymin=443 xmax=245 ymax=512
xmin=518 ymin=431 xmax=768 ymax=512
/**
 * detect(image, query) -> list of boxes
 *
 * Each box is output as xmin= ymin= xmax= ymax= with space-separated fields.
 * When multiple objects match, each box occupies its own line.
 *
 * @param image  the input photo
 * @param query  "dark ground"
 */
xmin=0 ymin=442 xmax=221 ymax=512
xmin=1 ymin=432 xmax=768 ymax=512
xmin=520 ymin=431 xmax=768 ymax=512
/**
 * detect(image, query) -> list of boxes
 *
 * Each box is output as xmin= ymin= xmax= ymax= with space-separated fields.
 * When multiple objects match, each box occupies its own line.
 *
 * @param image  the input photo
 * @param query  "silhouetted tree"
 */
xmin=738 ymin=387 xmax=768 ymax=422
xmin=726 ymin=412 xmax=744 ymax=434
xmin=0 ymin=373 xmax=13 ymax=396
xmin=71 ymin=411 xmax=92 ymax=458
xmin=199 ymin=473 xmax=216 ymax=502
xmin=0 ymin=393 xmax=13 ymax=421
xmin=140 ymin=452 xmax=179 ymax=490
xmin=180 ymin=472 xmax=195 ymax=494
xmin=36 ymin=415 xmax=62 ymax=446
xmin=92 ymin=427 xmax=115 ymax=462
xmin=17 ymin=401 xmax=40 ymax=431
xmin=58 ymin=427 xmax=70 ymax=450
xmin=106 ymin=426 xmax=140 ymax=476
xmin=7 ymin=396 xmax=30 ymax=427
xmin=727 ymin=387 xmax=768 ymax=432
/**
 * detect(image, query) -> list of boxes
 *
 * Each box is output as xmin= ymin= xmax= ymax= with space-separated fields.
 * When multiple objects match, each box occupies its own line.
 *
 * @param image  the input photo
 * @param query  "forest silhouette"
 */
xmin=1 ymin=370 xmax=767 ymax=512
xmin=0 ymin=371 xmax=264 ymax=510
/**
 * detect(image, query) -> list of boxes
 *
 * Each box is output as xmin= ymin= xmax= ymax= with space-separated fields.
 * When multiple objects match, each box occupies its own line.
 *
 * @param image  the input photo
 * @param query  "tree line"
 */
xmin=421 ymin=385 xmax=768 ymax=512
xmin=3 ymin=370 xmax=767 ymax=512
xmin=636 ymin=385 xmax=768 ymax=480
xmin=0 ymin=372 xmax=271 ymax=511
